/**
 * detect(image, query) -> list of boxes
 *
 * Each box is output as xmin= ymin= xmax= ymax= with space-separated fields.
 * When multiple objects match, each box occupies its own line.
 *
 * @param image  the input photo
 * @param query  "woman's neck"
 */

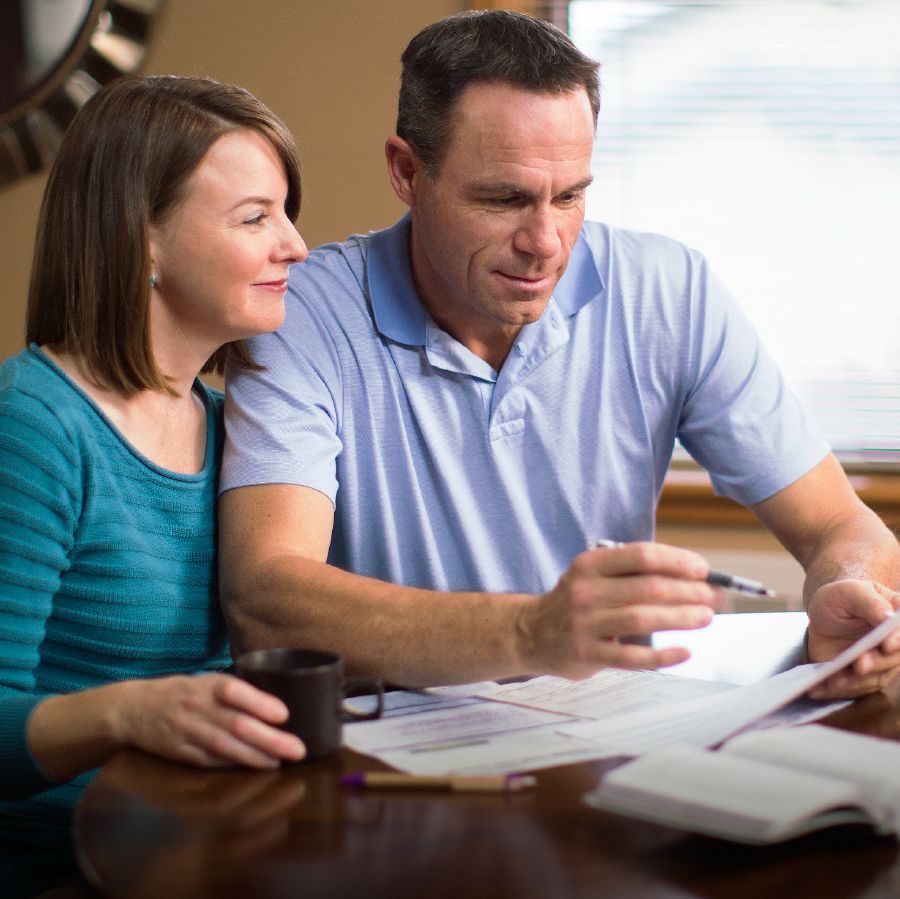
xmin=40 ymin=346 xmax=208 ymax=474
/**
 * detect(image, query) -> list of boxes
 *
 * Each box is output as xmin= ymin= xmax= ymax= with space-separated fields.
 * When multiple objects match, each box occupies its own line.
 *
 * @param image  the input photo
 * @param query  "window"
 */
xmin=567 ymin=0 xmax=900 ymax=466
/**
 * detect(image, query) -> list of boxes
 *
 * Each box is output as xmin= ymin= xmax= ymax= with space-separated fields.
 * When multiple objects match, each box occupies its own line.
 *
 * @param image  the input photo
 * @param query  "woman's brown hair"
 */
xmin=26 ymin=74 xmax=302 ymax=392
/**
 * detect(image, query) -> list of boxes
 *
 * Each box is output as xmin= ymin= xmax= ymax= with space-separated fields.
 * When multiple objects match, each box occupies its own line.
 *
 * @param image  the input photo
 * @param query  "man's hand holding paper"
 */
xmin=807 ymin=579 xmax=900 ymax=699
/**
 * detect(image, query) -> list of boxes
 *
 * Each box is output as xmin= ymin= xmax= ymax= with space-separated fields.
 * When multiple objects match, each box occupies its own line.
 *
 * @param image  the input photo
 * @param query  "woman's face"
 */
xmin=149 ymin=129 xmax=306 ymax=360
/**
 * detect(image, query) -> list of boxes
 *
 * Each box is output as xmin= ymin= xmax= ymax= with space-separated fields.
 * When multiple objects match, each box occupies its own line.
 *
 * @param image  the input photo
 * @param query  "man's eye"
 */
xmin=557 ymin=192 xmax=582 ymax=206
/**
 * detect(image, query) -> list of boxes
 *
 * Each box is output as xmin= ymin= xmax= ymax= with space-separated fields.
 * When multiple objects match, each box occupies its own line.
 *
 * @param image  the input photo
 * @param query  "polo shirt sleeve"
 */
xmin=222 ymin=286 xmax=344 ymax=504
xmin=675 ymin=256 xmax=831 ymax=506
xmin=0 ymin=385 xmax=75 ymax=799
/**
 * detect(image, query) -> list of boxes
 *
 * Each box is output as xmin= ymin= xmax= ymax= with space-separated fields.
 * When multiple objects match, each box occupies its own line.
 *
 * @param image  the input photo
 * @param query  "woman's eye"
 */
xmin=244 ymin=213 xmax=267 ymax=226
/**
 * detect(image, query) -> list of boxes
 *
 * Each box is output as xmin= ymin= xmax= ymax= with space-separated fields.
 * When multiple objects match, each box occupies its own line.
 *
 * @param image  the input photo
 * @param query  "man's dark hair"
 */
xmin=397 ymin=10 xmax=600 ymax=177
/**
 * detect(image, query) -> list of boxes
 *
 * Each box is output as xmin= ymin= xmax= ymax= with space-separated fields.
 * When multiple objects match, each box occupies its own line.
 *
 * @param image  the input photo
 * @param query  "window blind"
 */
xmin=567 ymin=0 xmax=900 ymax=465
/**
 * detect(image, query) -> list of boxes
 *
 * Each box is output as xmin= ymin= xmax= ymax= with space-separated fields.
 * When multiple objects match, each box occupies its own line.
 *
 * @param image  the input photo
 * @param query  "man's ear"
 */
xmin=385 ymin=136 xmax=423 ymax=207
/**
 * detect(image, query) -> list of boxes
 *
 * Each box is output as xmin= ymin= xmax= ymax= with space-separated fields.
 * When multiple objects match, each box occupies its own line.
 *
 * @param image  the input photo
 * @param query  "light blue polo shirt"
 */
xmin=222 ymin=215 xmax=828 ymax=595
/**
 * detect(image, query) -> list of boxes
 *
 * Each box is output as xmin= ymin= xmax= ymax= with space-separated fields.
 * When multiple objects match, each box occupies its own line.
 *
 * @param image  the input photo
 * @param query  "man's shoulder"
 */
xmin=279 ymin=236 xmax=372 ymax=338
xmin=293 ymin=217 xmax=410 ymax=289
xmin=581 ymin=220 xmax=701 ymax=261
xmin=578 ymin=221 xmax=711 ymax=300
xmin=294 ymin=233 xmax=369 ymax=289
xmin=286 ymin=229 xmax=385 ymax=323
xmin=282 ymin=217 xmax=416 ymax=343
xmin=560 ymin=221 xmax=705 ymax=302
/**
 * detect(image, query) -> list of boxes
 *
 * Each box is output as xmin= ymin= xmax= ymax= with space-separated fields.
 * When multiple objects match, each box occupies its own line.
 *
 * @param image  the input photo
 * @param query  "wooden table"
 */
xmin=73 ymin=614 xmax=900 ymax=899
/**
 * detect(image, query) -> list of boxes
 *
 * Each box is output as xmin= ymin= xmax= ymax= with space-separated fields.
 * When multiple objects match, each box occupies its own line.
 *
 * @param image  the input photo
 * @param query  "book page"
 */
xmin=584 ymin=744 xmax=875 ymax=844
xmin=724 ymin=725 xmax=900 ymax=828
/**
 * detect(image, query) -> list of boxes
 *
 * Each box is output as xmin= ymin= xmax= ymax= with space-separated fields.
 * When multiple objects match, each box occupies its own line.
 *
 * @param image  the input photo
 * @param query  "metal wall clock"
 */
xmin=0 ymin=0 xmax=163 ymax=190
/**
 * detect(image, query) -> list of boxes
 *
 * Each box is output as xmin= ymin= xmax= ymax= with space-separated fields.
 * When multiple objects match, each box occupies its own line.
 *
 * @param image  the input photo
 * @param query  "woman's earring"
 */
xmin=150 ymin=273 xmax=159 ymax=289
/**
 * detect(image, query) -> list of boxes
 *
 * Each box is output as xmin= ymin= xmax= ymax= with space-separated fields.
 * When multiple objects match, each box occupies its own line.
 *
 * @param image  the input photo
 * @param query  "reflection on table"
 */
xmin=73 ymin=613 xmax=900 ymax=898
xmin=0 ymin=806 xmax=87 ymax=899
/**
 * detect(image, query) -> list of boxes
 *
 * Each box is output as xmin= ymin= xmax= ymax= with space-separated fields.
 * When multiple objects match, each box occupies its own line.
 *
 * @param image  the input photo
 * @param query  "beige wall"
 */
xmin=0 ymin=0 xmax=462 ymax=361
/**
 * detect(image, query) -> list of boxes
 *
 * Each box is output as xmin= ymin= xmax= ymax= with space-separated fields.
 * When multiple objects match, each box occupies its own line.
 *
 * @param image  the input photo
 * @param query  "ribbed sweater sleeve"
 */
xmin=0 ymin=379 xmax=76 ymax=798
xmin=0 ymin=348 xmax=229 ymax=806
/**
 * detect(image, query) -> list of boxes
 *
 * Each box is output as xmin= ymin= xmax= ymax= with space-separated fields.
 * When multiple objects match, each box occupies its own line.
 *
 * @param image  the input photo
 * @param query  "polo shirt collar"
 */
xmin=552 ymin=229 xmax=605 ymax=316
xmin=365 ymin=214 xmax=605 ymax=346
xmin=366 ymin=214 xmax=426 ymax=346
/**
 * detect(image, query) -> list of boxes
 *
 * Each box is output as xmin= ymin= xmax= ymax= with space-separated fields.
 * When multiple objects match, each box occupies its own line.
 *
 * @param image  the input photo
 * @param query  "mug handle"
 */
xmin=342 ymin=677 xmax=385 ymax=721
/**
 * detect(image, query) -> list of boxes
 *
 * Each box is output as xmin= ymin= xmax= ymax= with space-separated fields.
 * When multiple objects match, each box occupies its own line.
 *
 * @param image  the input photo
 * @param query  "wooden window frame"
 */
xmin=661 ymin=464 xmax=900 ymax=532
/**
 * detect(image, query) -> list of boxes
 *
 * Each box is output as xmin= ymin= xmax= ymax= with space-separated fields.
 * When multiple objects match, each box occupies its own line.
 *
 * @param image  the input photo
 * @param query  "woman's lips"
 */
xmin=254 ymin=278 xmax=289 ymax=292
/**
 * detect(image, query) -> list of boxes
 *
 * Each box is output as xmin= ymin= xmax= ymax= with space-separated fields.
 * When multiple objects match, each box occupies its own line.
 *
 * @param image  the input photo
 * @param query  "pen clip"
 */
xmin=588 ymin=539 xmax=624 ymax=550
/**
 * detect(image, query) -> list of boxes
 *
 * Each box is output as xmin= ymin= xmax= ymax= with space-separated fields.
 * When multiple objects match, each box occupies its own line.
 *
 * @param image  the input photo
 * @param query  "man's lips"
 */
xmin=495 ymin=270 xmax=555 ymax=290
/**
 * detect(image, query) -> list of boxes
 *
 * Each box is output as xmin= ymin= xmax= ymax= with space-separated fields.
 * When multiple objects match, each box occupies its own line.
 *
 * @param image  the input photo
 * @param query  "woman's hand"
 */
xmin=110 ymin=673 xmax=306 ymax=769
xmin=27 ymin=673 xmax=305 ymax=784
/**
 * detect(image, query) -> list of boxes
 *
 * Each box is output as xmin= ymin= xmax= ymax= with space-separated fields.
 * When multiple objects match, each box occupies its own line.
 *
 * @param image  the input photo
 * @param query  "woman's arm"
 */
xmin=0 ymin=378 xmax=302 ymax=798
xmin=26 ymin=673 xmax=304 ymax=781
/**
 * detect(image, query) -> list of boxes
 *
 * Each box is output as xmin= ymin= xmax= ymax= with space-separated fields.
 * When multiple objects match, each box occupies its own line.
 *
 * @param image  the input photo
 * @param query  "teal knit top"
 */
xmin=0 ymin=345 xmax=230 ymax=812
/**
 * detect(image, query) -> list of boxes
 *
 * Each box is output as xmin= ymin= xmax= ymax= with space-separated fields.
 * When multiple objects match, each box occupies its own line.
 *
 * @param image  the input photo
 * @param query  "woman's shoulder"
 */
xmin=0 ymin=348 xmax=85 ymax=500
xmin=0 ymin=346 xmax=77 ymax=421
xmin=0 ymin=346 xmax=112 ymax=473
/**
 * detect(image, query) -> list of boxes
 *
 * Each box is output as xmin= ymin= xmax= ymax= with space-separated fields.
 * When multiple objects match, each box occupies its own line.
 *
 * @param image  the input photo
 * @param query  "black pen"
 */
xmin=590 ymin=539 xmax=776 ymax=598
xmin=704 ymin=570 xmax=775 ymax=597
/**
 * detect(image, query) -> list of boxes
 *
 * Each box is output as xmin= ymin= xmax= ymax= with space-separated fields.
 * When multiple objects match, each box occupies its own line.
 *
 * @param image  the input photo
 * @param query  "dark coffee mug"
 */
xmin=235 ymin=648 xmax=384 ymax=761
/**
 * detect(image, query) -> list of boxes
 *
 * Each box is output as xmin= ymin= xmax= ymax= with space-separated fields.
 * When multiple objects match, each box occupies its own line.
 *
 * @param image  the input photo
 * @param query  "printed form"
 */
xmin=342 ymin=612 xmax=899 ymax=774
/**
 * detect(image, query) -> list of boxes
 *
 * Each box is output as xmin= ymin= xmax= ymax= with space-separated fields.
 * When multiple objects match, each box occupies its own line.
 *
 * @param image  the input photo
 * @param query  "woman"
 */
xmin=0 ymin=75 xmax=308 ymax=815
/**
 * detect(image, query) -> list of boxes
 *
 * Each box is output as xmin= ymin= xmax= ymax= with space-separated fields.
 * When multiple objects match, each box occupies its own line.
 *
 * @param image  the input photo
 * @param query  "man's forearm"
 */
xmin=801 ymin=507 xmax=900 ymax=608
xmin=749 ymin=455 xmax=900 ymax=608
xmin=222 ymin=554 xmax=535 ymax=687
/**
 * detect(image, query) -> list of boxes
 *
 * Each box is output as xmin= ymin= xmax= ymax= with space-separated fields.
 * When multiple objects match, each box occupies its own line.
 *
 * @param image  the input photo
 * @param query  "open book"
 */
xmin=584 ymin=725 xmax=900 ymax=844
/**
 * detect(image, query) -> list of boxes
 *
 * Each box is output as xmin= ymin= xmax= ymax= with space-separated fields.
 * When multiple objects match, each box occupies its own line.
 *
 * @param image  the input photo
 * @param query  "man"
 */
xmin=220 ymin=10 xmax=900 ymax=694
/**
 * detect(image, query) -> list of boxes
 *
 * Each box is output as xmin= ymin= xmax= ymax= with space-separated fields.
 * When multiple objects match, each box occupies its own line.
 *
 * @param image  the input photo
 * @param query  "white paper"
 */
xmin=344 ymin=695 xmax=620 ymax=774
xmin=655 ymin=611 xmax=809 ymax=684
xmin=561 ymin=610 xmax=900 ymax=756
xmin=369 ymin=727 xmax=615 ymax=776
xmin=345 ymin=700 xmax=573 ymax=754
xmin=345 ymin=612 xmax=899 ymax=774
xmin=474 ymin=668 xmax=731 ymax=718
xmin=345 ymin=671 xmax=738 ymax=774
xmin=745 ymin=695 xmax=850 ymax=731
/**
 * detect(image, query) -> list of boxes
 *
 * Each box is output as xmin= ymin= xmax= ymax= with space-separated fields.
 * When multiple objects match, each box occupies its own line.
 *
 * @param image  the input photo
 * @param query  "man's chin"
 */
xmin=493 ymin=295 xmax=553 ymax=324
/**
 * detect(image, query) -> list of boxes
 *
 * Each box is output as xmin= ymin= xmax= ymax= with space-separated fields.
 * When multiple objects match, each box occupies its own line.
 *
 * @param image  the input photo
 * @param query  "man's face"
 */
xmin=405 ymin=82 xmax=595 ymax=366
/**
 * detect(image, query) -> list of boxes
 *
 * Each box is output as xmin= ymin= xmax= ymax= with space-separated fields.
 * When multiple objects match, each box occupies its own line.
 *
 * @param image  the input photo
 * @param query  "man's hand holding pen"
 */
xmin=515 ymin=540 xmax=727 ymax=680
